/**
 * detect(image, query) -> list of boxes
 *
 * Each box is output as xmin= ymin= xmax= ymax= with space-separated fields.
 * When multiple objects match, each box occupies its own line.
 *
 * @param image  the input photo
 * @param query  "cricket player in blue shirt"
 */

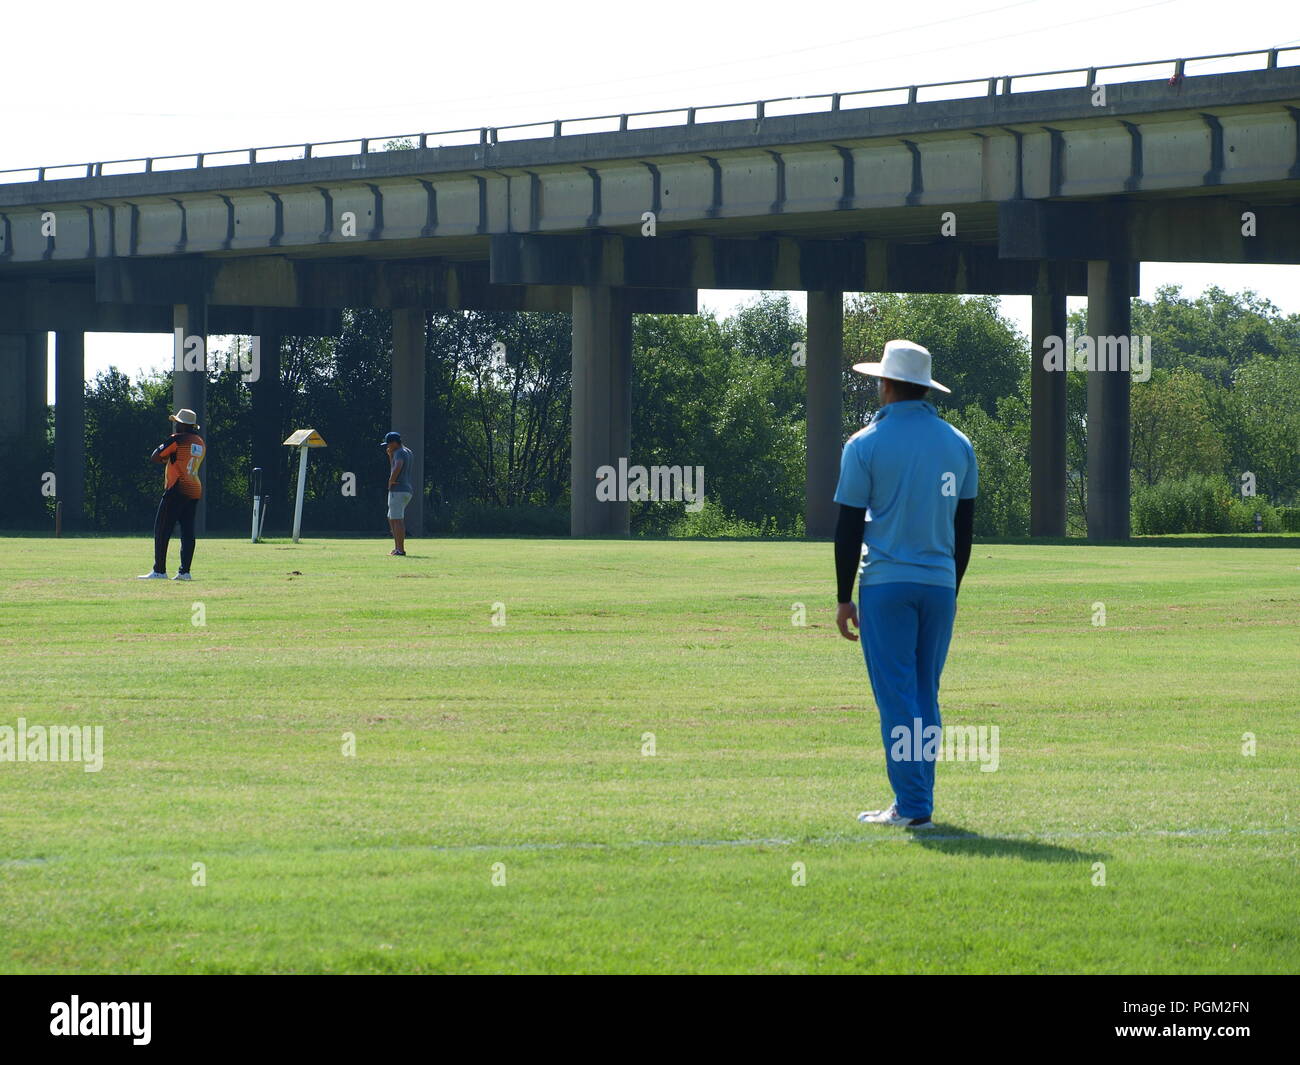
xmin=833 ymin=340 xmax=977 ymax=830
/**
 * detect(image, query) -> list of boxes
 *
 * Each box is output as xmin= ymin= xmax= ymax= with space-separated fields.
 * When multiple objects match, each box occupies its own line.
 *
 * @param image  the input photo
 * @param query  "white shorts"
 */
xmin=387 ymin=491 xmax=412 ymax=520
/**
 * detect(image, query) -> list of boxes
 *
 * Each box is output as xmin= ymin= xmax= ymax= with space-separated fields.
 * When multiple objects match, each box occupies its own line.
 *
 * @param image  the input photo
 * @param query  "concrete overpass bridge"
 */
xmin=2 ymin=46 xmax=1298 ymax=537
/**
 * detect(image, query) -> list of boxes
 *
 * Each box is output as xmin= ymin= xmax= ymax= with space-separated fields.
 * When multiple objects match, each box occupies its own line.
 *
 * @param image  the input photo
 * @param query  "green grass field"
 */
xmin=1 ymin=534 xmax=1296 ymax=974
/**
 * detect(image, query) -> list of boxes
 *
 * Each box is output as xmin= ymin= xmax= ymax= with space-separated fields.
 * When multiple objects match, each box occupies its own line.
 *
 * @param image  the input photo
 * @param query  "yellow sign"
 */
xmin=282 ymin=429 xmax=327 ymax=447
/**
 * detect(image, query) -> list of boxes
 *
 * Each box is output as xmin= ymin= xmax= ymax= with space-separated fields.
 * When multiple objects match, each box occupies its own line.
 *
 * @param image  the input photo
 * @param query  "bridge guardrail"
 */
xmin=1 ymin=44 xmax=1297 ymax=185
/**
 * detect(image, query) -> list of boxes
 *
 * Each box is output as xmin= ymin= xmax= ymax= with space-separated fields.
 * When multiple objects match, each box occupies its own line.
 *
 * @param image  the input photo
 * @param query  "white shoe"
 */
xmin=857 ymin=803 xmax=935 ymax=830
xmin=137 ymin=571 xmax=168 ymax=579
xmin=173 ymin=572 xmax=192 ymax=581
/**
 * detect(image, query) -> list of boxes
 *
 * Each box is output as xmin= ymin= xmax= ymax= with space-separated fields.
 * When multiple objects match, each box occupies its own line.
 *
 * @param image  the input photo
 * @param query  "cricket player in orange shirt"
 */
xmin=137 ymin=408 xmax=206 ymax=581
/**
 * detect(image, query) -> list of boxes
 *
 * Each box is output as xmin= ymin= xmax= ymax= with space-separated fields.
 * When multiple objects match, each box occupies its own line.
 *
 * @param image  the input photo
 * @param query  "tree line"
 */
xmin=6 ymin=285 xmax=1298 ymax=537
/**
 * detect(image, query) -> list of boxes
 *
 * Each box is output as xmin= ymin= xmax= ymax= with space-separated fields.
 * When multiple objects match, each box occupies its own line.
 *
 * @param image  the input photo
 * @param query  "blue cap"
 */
xmin=380 ymin=431 xmax=401 ymax=448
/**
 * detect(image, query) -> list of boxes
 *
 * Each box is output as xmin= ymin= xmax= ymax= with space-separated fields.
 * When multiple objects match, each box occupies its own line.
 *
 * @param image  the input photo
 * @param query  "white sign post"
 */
xmin=282 ymin=429 xmax=327 ymax=543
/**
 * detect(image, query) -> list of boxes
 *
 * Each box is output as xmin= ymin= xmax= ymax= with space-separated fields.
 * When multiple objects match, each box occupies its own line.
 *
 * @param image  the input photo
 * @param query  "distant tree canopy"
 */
xmin=1132 ymin=284 xmax=1300 ymax=388
xmin=844 ymin=292 xmax=1025 ymax=426
xmin=29 ymin=284 xmax=1299 ymax=538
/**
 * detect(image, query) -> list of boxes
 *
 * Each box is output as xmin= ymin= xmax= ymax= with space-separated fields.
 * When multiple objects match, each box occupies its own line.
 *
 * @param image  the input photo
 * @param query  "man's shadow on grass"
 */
xmin=912 ymin=824 xmax=1103 ymax=864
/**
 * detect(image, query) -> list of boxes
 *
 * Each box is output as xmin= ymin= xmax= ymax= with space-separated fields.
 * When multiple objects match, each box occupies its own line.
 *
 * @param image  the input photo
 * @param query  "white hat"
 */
xmin=851 ymin=339 xmax=950 ymax=394
xmin=169 ymin=408 xmax=200 ymax=427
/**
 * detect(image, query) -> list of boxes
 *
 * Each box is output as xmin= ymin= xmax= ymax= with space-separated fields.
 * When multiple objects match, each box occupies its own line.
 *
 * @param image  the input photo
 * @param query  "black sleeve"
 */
xmin=954 ymin=497 xmax=975 ymax=594
xmin=834 ymin=504 xmax=867 ymax=604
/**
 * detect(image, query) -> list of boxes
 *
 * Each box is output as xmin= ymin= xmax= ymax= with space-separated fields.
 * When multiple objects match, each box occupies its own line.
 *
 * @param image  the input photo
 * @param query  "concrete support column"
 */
xmin=0 ymin=333 xmax=48 ymax=525
xmin=250 ymin=333 xmax=283 ymax=523
xmin=25 ymin=334 xmax=47 ymax=448
xmin=172 ymin=303 xmax=207 ymax=533
xmin=1085 ymin=261 xmax=1132 ymax=541
xmin=805 ymin=290 xmax=844 ymax=539
xmin=571 ymin=286 xmax=632 ymax=537
xmin=54 ymin=332 xmax=85 ymax=531
xmin=1030 ymin=263 xmax=1068 ymax=537
xmin=391 ymin=310 xmax=426 ymax=535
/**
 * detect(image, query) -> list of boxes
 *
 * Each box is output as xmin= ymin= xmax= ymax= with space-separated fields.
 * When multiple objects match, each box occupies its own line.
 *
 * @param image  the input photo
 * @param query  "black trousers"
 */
xmin=153 ymin=487 xmax=198 ymax=573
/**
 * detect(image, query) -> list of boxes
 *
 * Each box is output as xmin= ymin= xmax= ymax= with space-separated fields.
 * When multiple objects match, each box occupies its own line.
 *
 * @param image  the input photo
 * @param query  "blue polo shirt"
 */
xmin=833 ymin=400 xmax=978 ymax=589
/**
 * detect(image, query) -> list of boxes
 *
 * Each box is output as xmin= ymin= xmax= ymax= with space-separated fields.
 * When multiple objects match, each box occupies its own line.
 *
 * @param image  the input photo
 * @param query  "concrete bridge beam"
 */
xmin=1000 ymin=200 xmax=1300 ymax=265
xmin=491 ymin=233 xmax=1091 ymax=296
xmin=93 ymin=257 xmax=694 ymax=315
xmin=0 ymin=278 xmax=341 ymax=335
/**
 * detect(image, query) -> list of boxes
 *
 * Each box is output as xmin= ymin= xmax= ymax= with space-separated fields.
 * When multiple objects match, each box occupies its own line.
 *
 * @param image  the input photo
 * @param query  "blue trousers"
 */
xmin=859 ymin=581 xmax=957 ymax=820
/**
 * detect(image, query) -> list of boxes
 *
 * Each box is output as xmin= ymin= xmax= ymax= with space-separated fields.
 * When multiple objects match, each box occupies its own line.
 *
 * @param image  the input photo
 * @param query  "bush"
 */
xmin=1131 ymin=475 xmax=1235 ymax=534
xmin=665 ymin=500 xmax=770 ymax=539
xmin=1226 ymin=498 xmax=1274 ymax=532
xmin=1224 ymin=498 xmax=1300 ymax=533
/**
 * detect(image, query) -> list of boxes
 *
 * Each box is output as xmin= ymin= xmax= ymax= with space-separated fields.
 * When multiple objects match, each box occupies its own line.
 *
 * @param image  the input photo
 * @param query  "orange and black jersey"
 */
xmin=151 ymin=432 xmax=206 ymax=499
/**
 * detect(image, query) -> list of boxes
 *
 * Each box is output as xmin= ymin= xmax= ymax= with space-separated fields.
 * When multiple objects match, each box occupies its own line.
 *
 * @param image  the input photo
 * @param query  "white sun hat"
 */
xmin=169 ymin=408 xmax=200 ymax=427
xmin=851 ymin=339 xmax=950 ymax=394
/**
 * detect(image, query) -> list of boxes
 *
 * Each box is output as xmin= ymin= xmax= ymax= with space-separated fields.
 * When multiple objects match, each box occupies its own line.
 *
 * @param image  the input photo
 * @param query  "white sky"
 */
xmin=6 ymin=0 xmax=1297 ymax=396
